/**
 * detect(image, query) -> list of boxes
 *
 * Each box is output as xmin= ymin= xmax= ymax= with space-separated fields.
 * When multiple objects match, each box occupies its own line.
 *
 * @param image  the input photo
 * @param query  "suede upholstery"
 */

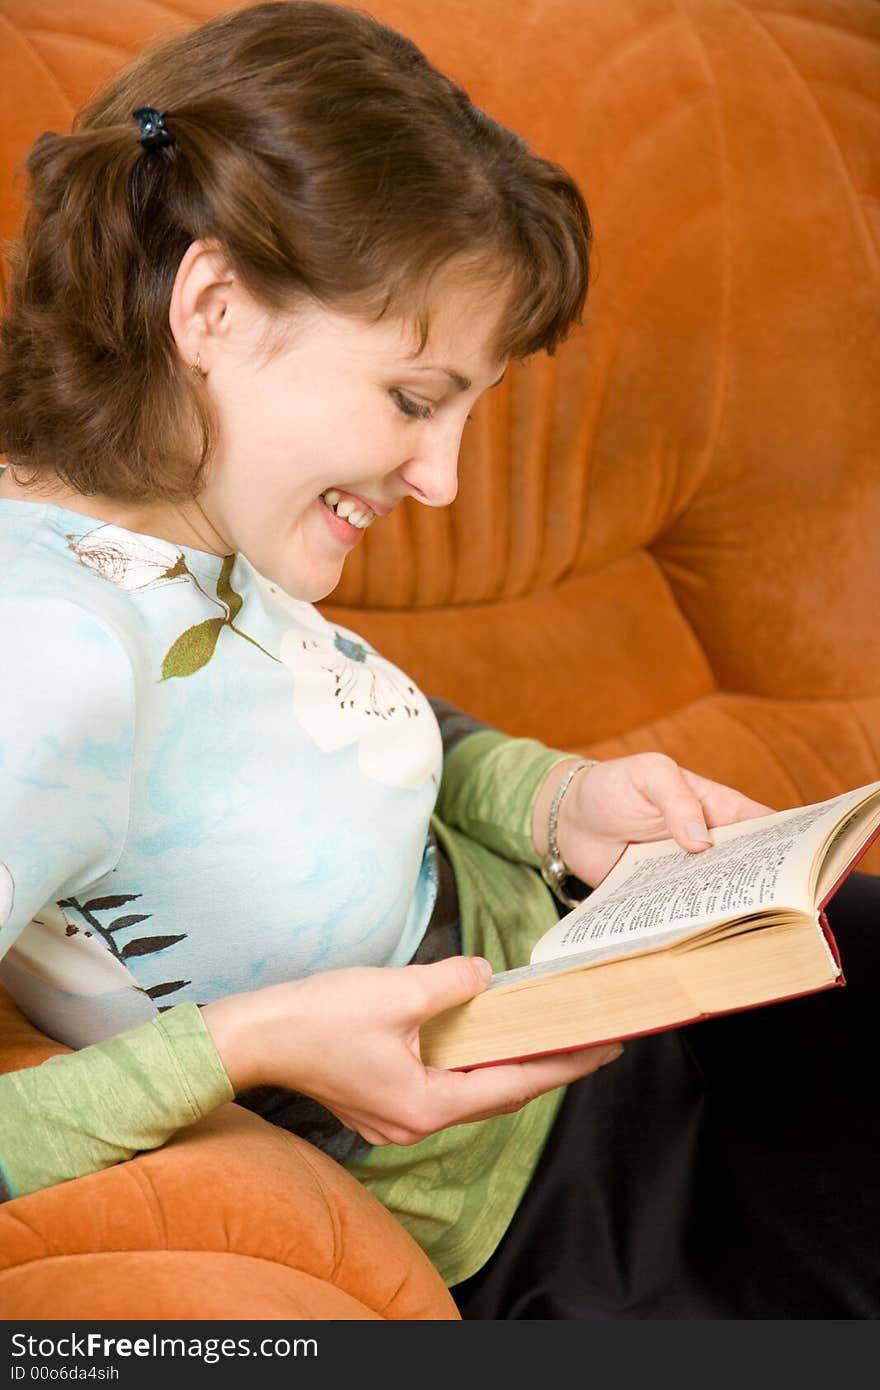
xmin=0 ymin=0 xmax=877 ymax=1320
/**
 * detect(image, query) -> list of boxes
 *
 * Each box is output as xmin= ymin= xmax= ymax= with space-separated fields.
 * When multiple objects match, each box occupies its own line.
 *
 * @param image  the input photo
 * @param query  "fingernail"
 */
xmin=603 ymin=1044 xmax=624 ymax=1065
xmin=472 ymin=956 xmax=493 ymax=984
xmin=685 ymin=820 xmax=712 ymax=846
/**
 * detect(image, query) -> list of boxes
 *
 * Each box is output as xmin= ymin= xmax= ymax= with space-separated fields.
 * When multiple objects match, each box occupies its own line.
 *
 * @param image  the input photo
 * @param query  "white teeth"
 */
xmin=321 ymin=489 xmax=375 ymax=528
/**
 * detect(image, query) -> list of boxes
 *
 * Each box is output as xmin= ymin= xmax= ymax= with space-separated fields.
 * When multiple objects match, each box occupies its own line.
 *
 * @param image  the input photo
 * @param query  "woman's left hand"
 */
xmin=534 ymin=753 xmax=775 ymax=890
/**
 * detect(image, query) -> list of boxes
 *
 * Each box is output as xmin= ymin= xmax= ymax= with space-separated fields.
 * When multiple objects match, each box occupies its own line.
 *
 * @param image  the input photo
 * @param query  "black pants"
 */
xmin=450 ymin=869 xmax=880 ymax=1319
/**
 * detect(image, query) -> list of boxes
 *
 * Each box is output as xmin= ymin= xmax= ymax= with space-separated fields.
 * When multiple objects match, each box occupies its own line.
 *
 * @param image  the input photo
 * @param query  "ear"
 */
xmin=168 ymin=238 xmax=238 ymax=371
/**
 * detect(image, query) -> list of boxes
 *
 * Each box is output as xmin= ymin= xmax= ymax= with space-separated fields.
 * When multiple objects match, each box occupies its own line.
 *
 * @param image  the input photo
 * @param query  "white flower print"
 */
xmin=280 ymin=626 xmax=442 ymax=789
xmin=0 ymin=862 xmax=14 ymax=929
xmin=252 ymin=575 xmax=441 ymax=789
xmin=3 ymin=901 xmax=142 ymax=997
xmin=67 ymin=524 xmax=188 ymax=592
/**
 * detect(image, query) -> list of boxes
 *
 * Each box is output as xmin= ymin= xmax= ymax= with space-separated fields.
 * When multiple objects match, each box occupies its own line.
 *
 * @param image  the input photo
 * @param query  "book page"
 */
xmin=815 ymin=799 xmax=880 ymax=904
xmin=530 ymin=782 xmax=880 ymax=967
xmin=491 ymin=922 xmax=732 ymax=991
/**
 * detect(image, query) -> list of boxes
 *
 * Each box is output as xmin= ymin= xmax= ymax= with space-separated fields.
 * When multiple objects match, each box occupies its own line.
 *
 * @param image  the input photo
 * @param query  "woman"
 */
xmin=0 ymin=2 xmax=876 ymax=1319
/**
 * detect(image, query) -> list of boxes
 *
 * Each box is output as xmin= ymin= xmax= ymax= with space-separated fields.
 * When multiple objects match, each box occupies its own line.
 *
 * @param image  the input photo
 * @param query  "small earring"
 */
xmin=190 ymin=353 xmax=206 ymax=378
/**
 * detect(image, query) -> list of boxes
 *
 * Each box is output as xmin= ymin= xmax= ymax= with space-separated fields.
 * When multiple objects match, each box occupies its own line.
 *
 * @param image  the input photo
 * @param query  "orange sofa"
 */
xmin=1 ymin=0 xmax=878 ymax=1320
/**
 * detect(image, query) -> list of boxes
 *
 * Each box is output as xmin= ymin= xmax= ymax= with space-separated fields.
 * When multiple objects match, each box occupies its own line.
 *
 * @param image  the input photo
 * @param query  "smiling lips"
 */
xmin=320 ymin=488 xmax=379 ymax=529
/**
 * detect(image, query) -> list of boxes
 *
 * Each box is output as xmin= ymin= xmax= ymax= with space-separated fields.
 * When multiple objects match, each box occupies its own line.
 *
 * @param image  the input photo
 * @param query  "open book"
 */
xmin=419 ymin=780 xmax=880 ymax=1071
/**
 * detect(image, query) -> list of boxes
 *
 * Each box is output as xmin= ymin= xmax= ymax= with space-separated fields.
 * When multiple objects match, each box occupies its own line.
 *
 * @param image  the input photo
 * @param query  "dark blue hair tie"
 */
xmin=133 ymin=107 xmax=174 ymax=152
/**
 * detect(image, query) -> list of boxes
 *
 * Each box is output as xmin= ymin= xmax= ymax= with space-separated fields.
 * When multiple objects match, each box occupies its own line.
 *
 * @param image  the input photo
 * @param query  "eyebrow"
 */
xmin=409 ymin=365 xmax=508 ymax=392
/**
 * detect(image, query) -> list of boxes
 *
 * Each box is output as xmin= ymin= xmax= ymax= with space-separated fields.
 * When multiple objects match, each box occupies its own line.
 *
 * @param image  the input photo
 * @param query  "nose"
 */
xmin=399 ymin=432 xmax=461 ymax=508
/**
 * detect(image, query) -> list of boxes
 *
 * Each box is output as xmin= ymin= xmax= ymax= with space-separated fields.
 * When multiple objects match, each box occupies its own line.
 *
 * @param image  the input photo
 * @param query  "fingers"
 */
xmin=343 ymin=1038 xmax=626 ymax=1145
xmin=401 ymin=955 xmax=494 ymax=1026
xmin=642 ymin=758 xmax=778 ymax=853
xmin=422 ymin=1039 xmax=625 ymax=1133
xmin=722 ymin=793 xmax=776 ymax=821
xmin=682 ymin=769 xmax=777 ymax=825
xmin=639 ymin=756 xmax=714 ymax=850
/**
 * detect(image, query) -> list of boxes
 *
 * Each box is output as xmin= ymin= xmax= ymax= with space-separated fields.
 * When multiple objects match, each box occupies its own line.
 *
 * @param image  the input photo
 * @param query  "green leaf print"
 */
xmin=161 ymin=556 xmax=189 ymax=581
xmin=158 ymin=556 xmax=280 ymax=677
xmin=161 ymin=617 xmax=225 ymax=680
xmin=217 ymin=554 xmax=244 ymax=623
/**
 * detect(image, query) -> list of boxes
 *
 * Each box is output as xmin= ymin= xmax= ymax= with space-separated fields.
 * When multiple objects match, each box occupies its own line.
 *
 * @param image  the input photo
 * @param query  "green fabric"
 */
xmin=0 ymin=1003 xmax=233 ymax=1200
xmin=352 ymin=732 xmax=574 ymax=1287
xmin=434 ymin=729 xmax=571 ymax=868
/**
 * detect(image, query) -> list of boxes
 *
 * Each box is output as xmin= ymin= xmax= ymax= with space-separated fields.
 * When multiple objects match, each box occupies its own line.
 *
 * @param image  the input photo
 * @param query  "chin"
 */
xmin=272 ymin=564 xmax=344 ymax=604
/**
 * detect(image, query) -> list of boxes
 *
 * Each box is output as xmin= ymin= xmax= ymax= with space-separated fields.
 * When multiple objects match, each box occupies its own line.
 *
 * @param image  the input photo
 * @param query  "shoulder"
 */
xmin=0 ymin=505 xmax=161 ymax=688
xmin=0 ymin=594 xmax=137 ymax=741
xmin=0 ymin=590 xmax=135 ymax=670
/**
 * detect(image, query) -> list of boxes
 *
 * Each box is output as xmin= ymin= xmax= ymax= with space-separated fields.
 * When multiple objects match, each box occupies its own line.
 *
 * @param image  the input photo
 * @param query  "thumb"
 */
xmin=673 ymin=800 xmax=713 ymax=850
xmin=645 ymin=762 xmax=714 ymax=850
xmin=405 ymin=955 xmax=494 ymax=1024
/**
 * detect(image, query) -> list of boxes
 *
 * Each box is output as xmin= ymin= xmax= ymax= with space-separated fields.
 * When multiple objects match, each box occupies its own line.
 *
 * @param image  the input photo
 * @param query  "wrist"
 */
xmin=200 ymin=991 xmax=267 ymax=1092
xmin=531 ymin=757 xmax=583 ymax=859
xmin=534 ymin=757 xmax=600 ymax=908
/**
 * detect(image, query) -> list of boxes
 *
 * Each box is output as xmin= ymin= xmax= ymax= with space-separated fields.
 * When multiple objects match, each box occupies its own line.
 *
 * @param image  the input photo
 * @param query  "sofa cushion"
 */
xmin=0 ymin=989 xmax=458 ymax=1320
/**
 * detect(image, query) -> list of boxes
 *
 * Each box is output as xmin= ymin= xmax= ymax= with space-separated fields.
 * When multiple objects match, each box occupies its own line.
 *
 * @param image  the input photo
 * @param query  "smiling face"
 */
xmin=169 ymin=242 xmax=510 ymax=599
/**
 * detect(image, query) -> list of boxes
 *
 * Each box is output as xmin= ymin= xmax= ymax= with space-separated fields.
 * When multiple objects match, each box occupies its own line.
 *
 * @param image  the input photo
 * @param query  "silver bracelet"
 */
xmin=540 ymin=759 xmax=599 ymax=909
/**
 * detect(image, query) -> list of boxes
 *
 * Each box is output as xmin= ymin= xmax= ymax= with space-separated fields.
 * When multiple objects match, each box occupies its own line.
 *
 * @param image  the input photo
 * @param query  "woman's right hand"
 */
xmin=200 ymin=958 xmax=623 ymax=1146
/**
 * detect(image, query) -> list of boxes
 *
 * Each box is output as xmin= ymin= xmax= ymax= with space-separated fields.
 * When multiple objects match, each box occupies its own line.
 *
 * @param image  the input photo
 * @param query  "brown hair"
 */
xmin=0 ymin=1 xmax=592 ymax=502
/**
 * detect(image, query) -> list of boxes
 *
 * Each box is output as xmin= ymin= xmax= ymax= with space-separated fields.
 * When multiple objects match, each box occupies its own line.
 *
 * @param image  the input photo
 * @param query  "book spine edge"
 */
xmin=450 ymin=975 xmax=845 ymax=1072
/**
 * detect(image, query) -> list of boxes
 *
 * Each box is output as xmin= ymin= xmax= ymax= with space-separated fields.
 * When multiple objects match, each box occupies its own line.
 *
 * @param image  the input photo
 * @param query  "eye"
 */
xmin=391 ymin=389 xmax=434 ymax=421
xmin=390 ymin=390 xmax=474 ymax=425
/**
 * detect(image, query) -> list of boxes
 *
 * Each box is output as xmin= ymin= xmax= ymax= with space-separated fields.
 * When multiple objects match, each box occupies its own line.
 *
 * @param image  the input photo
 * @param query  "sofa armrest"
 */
xmin=0 ymin=988 xmax=458 ymax=1320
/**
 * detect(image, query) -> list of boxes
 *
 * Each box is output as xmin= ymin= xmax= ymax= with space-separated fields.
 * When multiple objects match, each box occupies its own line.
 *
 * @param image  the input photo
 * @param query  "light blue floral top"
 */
xmin=0 ymin=497 xmax=443 ymax=1048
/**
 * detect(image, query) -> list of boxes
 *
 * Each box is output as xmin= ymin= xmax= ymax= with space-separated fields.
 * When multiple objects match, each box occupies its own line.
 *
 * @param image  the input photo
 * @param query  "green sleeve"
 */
xmin=430 ymin=699 xmax=571 ymax=866
xmin=0 ymin=1003 xmax=233 ymax=1201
